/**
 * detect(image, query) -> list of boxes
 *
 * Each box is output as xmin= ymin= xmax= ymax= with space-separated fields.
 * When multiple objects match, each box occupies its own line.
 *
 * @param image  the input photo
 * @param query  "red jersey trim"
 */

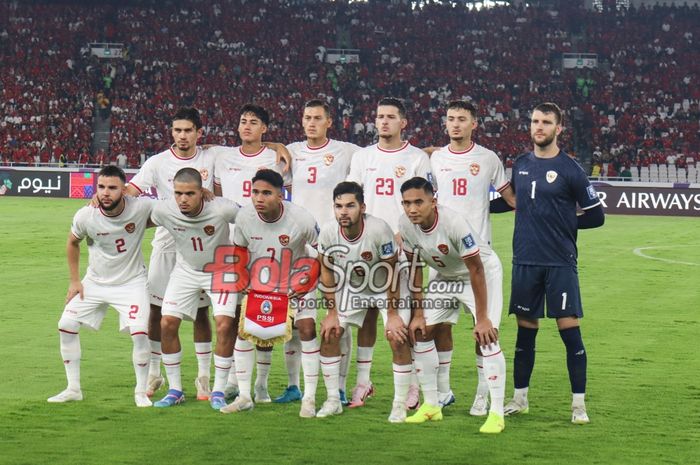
xmin=339 ymin=217 xmax=365 ymax=243
xmin=258 ymin=203 xmax=284 ymax=223
xmin=461 ymin=249 xmax=480 ymax=259
xmin=239 ymin=146 xmax=266 ymax=158
xmin=448 ymin=141 xmax=475 ymax=155
xmin=496 ymin=181 xmax=511 ymax=192
xmin=378 ymin=141 xmax=409 ymax=153
xmin=129 ymin=182 xmax=144 ymax=194
xmin=420 ymin=209 xmax=439 ymax=234
xmin=307 ymin=139 xmax=331 ymax=150
xmin=169 ymin=146 xmax=198 ymax=161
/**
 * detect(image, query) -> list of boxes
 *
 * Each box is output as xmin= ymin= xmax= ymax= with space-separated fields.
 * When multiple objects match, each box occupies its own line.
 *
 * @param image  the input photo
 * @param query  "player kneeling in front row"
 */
xmin=49 ymin=166 xmax=154 ymax=407
xmin=317 ymin=182 xmax=412 ymax=422
xmin=150 ymin=168 xmax=240 ymax=409
xmin=399 ymin=177 xmax=507 ymax=433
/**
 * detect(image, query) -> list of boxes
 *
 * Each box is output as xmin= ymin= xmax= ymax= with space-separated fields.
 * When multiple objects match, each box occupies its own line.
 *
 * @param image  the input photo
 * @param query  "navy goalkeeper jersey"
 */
xmin=511 ymin=151 xmax=600 ymax=266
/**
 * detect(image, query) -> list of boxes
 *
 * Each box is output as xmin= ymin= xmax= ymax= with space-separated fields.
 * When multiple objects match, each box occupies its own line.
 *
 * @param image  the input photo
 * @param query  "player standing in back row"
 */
xmin=504 ymin=102 xmax=604 ymax=424
xmin=430 ymin=100 xmax=515 ymax=414
xmin=283 ymin=99 xmax=362 ymax=405
xmin=346 ymin=97 xmax=432 ymax=409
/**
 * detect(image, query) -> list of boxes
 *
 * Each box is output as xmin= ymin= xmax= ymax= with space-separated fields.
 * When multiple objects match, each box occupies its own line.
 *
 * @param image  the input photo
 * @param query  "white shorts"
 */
xmin=423 ymin=254 xmax=503 ymax=328
xmin=334 ymin=288 xmax=411 ymax=330
xmin=161 ymin=264 xmax=237 ymax=321
xmin=62 ymin=277 xmax=150 ymax=333
xmin=148 ymin=246 xmax=211 ymax=308
xmin=290 ymin=292 xmax=317 ymax=323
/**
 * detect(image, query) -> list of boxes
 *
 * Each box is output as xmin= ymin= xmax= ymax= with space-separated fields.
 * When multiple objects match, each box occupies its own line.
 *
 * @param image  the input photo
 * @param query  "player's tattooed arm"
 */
xmin=263 ymin=142 xmax=292 ymax=173
xmin=213 ymin=183 xmax=222 ymax=197
xmin=66 ymin=232 xmax=84 ymax=303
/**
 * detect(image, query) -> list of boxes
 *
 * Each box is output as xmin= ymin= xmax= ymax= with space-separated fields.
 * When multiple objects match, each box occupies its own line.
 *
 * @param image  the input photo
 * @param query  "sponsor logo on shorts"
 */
xmin=361 ymin=251 xmax=373 ymax=261
xmin=438 ymin=244 xmax=449 ymax=255
xmin=204 ymin=225 xmax=215 ymax=236
xmin=260 ymin=299 xmax=273 ymax=315
xmin=125 ymin=222 xmax=136 ymax=233
xmin=279 ymin=234 xmax=290 ymax=246
xmin=470 ymin=163 xmax=480 ymax=176
xmin=461 ymin=234 xmax=475 ymax=249
xmin=546 ymin=170 xmax=558 ymax=183
xmin=324 ymin=154 xmax=334 ymax=166
xmin=394 ymin=165 xmax=407 ymax=178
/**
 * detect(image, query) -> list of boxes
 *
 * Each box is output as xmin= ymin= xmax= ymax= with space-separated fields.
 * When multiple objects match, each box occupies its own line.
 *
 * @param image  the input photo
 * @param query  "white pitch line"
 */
xmin=632 ymin=245 xmax=700 ymax=266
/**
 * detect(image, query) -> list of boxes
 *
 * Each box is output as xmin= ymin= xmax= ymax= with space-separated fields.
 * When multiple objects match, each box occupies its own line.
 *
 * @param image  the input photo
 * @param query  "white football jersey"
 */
xmin=71 ymin=197 xmax=154 ymax=286
xmin=431 ymin=142 xmax=509 ymax=244
xmin=399 ymin=205 xmax=491 ymax=280
xmin=318 ymin=214 xmax=397 ymax=289
xmin=150 ymin=197 xmax=239 ymax=272
xmin=213 ymin=145 xmax=291 ymax=206
xmin=287 ymin=139 xmax=360 ymax=225
xmin=234 ymin=202 xmax=318 ymax=287
xmin=348 ymin=141 xmax=432 ymax=233
xmin=128 ymin=146 xmax=218 ymax=249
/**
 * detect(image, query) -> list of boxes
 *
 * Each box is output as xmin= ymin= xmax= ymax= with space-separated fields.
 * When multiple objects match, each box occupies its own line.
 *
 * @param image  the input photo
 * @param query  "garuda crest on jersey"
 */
xmin=125 ymin=222 xmax=136 ymax=234
xmin=361 ymin=251 xmax=373 ymax=261
xmin=323 ymin=154 xmax=335 ymax=166
xmin=394 ymin=165 xmax=407 ymax=178
xmin=199 ymin=169 xmax=210 ymax=181
xmin=546 ymin=170 xmax=558 ymax=183
xmin=279 ymin=234 xmax=290 ymax=246
xmin=469 ymin=163 xmax=480 ymax=176
xmin=438 ymin=244 xmax=449 ymax=255
xmin=204 ymin=225 xmax=215 ymax=236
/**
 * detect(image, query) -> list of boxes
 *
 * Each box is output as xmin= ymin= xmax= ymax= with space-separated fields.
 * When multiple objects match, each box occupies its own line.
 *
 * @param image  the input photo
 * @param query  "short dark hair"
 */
xmin=533 ymin=102 xmax=563 ymax=125
xmin=172 ymin=107 xmax=203 ymax=129
xmin=252 ymin=169 xmax=283 ymax=190
xmin=240 ymin=104 xmax=270 ymax=126
xmin=378 ymin=97 xmax=407 ymax=119
xmin=98 ymin=165 xmax=126 ymax=183
xmin=173 ymin=167 xmax=202 ymax=188
xmin=333 ymin=181 xmax=364 ymax=204
xmin=400 ymin=177 xmax=434 ymax=196
xmin=304 ymin=99 xmax=331 ymax=118
xmin=447 ymin=100 xmax=478 ymax=119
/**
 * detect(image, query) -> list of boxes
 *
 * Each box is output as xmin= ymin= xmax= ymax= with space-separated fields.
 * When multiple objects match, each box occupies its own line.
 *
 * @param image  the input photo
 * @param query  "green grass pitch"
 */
xmin=1 ymin=197 xmax=699 ymax=465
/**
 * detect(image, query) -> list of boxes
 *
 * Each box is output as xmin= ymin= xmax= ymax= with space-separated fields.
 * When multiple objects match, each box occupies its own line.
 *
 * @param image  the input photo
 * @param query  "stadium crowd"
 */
xmin=1 ymin=0 xmax=699 ymax=176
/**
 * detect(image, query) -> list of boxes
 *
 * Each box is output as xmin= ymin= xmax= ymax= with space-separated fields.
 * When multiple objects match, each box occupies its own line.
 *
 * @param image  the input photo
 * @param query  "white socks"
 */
xmin=162 ymin=351 xmax=183 ymax=392
xmin=148 ymin=340 xmax=162 ymax=378
xmin=284 ymin=329 xmax=302 ymax=387
xmin=130 ymin=330 xmax=149 ymax=394
xmin=58 ymin=318 xmax=81 ymax=392
xmin=475 ymin=355 xmax=489 ymax=397
xmin=255 ymin=350 xmax=272 ymax=389
xmin=339 ymin=327 xmax=352 ymax=392
xmin=392 ymin=363 xmax=412 ymax=403
xmin=213 ymin=354 xmax=233 ymax=393
xmin=356 ymin=346 xmax=374 ymax=386
xmin=437 ymin=350 xmax=452 ymax=396
xmin=234 ymin=338 xmax=255 ymax=399
xmin=301 ymin=338 xmax=320 ymax=401
xmin=320 ymin=355 xmax=341 ymax=401
xmin=194 ymin=342 xmax=212 ymax=378
xmin=413 ymin=340 xmax=439 ymax=406
xmin=481 ymin=342 xmax=506 ymax=416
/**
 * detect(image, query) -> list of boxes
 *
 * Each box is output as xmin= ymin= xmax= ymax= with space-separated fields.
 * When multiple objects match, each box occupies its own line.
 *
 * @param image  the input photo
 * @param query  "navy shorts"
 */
xmin=509 ymin=264 xmax=583 ymax=319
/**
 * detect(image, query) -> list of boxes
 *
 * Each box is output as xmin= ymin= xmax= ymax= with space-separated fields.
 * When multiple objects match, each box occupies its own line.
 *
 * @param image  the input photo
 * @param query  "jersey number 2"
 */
xmin=115 ymin=238 xmax=126 ymax=253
